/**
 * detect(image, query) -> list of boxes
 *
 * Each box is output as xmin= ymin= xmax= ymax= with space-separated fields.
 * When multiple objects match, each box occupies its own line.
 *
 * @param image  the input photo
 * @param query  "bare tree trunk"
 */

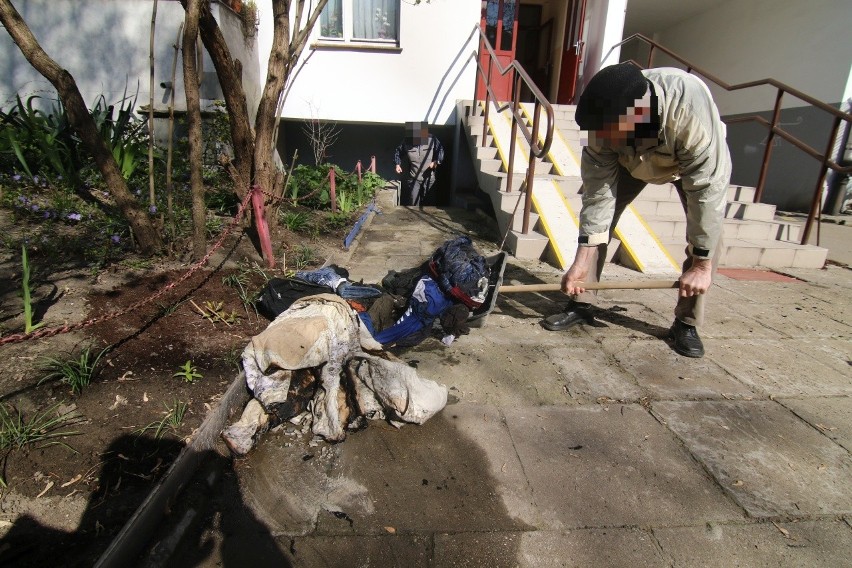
xmin=183 ymin=0 xmax=207 ymax=260
xmin=188 ymin=0 xmax=254 ymax=200
xmin=0 ymin=0 xmax=163 ymax=255
xmin=148 ymin=0 xmax=158 ymax=209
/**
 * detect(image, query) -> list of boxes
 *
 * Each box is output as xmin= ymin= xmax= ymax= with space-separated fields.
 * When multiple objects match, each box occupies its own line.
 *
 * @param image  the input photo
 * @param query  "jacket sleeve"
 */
xmin=578 ymin=145 xmax=620 ymax=246
xmin=673 ymin=106 xmax=731 ymax=259
xmin=393 ymin=142 xmax=405 ymax=166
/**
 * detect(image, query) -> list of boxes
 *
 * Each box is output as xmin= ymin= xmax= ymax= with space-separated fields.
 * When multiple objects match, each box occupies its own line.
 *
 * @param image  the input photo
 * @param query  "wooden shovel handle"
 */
xmin=499 ymin=280 xmax=679 ymax=293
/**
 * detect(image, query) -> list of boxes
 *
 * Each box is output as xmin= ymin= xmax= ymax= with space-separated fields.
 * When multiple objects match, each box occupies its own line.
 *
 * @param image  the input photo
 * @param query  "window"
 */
xmin=320 ymin=0 xmax=399 ymax=44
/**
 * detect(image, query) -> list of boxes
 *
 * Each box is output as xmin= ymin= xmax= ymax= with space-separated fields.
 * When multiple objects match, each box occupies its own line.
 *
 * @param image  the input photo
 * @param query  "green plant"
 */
xmin=89 ymin=91 xmax=149 ymax=180
xmin=20 ymin=244 xmax=44 ymax=334
xmin=173 ymin=360 xmax=202 ymax=383
xmin=336 ymin=188 xmax=356 ymax=214
xmin=324 ymin=211 xmax=352 ymax=231
xmin=190 ymin=300 xmax=239 ymax=325
xmin=291 ymin=244 xmax=317 ymax=271
xmin=223 ymin=272 xmax=259 ymax=319
xmin=0 ymin=401 xmax=81 ymax=452
xmin=39 ymin=345 xmax=109 ymax=395
xmin=134 ymin=399 xmax=188 ymax=440
xmin=280 ymin=210 xmax=311 ymax=232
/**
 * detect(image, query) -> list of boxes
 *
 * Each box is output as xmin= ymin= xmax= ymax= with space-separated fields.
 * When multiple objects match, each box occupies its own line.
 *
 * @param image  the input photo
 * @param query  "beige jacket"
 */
xmin=579 ymin=67 xmax=732 ymax=258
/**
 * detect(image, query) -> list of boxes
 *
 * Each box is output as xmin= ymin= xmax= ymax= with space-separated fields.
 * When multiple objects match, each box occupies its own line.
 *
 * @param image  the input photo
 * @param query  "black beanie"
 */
xmin=575 ymin=62 xmax=648 ymax=131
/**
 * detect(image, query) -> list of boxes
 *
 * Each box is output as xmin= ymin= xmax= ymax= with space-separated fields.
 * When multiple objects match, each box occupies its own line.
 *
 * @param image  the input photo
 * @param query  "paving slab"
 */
xmin=503 ymin=404 xmax=744 ymax=528
xmin=397 ymin=334 xmax=576 ymax=408
xmin=653 ymin=400 xmax=852 ymax=517
xmin=600 ymin=337 xmax=757 ymax=400
xmin=278 ymin=534 xmax=432 ymax=566
xmin=654 ymin=520 xmax=852 ymax=567
xmin=434 ymin=527 xmax=666 ymax=568
xmin=709 ymin=339 xmax=852 ymax=397
xmin=238 ymin=429 xmax=336 ymax=535
xmin=688 ymin=295 xmax=789 ymax=339
xmin=315 ymin=408 xmax=533 ymax=535
xmin=549 ymin=345 xmax=646 ymax=402
xmin=778 ymin=396 xmax=852 ymax=452
xmin=783 ymin=265 xmax=852 ymax=288
xmin=722 ymin=297 xmax=851 ymax=339
xmin=795 ymin=338 xmax=852 ymax=375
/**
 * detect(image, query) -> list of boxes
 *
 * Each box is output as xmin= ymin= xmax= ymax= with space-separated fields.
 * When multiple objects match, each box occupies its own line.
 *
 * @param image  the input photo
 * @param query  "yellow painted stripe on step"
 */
xmin=519 ymin=102 xmax=581 ymax=177
xmin=631 ymin=205 xmax=681 ymax=270
xmin=613 ymin=206 xmax=681 ymax=274
xmin=531 ymin=180 xmax=578 ymax=269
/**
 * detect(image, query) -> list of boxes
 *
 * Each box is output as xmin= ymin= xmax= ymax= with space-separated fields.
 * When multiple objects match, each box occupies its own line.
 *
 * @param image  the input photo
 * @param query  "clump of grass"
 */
xmin=134 ymin=400 xmax=187 ymax=440
xmin=39 ymin=345 xmax=109 ymax=395
xmin=280 ymin=210 xmax=311 ymax=233
xmin=0 ymin=401 xmax=81 ymax=452
xmin=292 ymin=244 xmax=316 ymax=271
xmin=21 ymin=244 xmax=44 ymax=334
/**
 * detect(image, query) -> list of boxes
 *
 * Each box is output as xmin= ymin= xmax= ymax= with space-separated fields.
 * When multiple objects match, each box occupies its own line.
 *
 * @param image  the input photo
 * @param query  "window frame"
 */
xmin=315 ymin=0 xmax=401 ymax=49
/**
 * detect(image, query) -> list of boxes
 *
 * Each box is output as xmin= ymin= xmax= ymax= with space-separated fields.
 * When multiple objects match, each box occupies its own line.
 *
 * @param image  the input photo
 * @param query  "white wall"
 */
xmin=649 ymin=0 xmax=852 ymax=114
xmin=576 ymin=0 xmax=627 ymax=95
xmin=0 ymin=0 xmax=259 ymax=115
xmin=278 ymin=0 xmax=481 ymax=125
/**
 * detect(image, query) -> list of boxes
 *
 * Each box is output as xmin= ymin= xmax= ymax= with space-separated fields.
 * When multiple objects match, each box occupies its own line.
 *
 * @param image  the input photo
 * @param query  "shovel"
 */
xmin=499 ymin=279 xmax=679 ymax=293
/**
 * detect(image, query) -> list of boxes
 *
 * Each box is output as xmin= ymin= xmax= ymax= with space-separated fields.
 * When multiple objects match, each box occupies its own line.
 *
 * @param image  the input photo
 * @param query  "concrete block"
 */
xmin=793 ymin=245 xmax=828 ymax=268
xmin=503 ymin=404 xmax=743 ymax=528
xmin=727 ymin=185 xmax=757 ymax=202
xmin=726 ymin=201 xmax=776 ymax=221
xmin=652 ymin=400 xmax=852 ymax=517
xmin=505 ymin=229 xmax=549 ymax=260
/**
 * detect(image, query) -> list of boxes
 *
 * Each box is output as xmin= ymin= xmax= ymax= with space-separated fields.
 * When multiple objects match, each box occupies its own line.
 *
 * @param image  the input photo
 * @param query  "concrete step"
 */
xmin=660 ymin=237 xmax=827 ymax=269
xmin=636 ymin=184 xmax=758 ymax=203
xmin=641 ymin=215 xmax=802 ymax=242
xmin=725 ymin=200 xmax=777 ymax=222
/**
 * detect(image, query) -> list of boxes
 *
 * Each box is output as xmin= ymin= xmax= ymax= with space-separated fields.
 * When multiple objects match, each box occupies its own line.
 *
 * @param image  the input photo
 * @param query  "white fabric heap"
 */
xmin=239 ymin=294 xmax=447 ymax=443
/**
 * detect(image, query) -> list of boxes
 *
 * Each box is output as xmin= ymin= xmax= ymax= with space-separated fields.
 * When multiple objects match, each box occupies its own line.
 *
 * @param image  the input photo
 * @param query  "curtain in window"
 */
xmin=353 ymin=0 xmax=398 ymax=41
xmin=321 ymin=0 xmax=343 ymax=38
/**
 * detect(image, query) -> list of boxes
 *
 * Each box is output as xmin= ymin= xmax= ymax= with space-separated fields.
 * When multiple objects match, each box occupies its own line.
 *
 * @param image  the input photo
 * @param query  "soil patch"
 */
xmin=0 ymin=219 xmax=352 ymax=566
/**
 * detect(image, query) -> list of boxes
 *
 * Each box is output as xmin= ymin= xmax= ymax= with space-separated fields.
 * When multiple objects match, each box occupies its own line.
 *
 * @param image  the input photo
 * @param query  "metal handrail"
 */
xmin=605 ymin=33 xmax=852 ymax=246
xmin=473 ymin=25 xmax=554 ymax=235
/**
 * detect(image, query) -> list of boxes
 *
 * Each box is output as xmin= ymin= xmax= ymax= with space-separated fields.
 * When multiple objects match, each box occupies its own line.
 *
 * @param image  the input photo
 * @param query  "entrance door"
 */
xmin=476 ymin=1 xmax=519 ymax=102
xmin=556 ymin=0 xmax=586 ymax=104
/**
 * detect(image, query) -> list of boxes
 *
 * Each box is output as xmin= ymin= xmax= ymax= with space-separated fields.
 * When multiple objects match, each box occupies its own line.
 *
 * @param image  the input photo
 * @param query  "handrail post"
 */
xmin=754 ymin=89 xmax=784 ymax=203
xmin=801 ymin=116 xmax=842 ymax=246
xmin=507 ymin=97 xmax=519 ymax=196
xmin=521 ymin=80 xmax=539 ymax=234
xmin=329 ymin=167 xmax=337 ymax=213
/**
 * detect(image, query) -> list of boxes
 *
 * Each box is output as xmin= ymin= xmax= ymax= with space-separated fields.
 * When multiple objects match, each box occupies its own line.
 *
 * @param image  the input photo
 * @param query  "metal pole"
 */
xmin=754 ymin=89 xmax=784 ymax=203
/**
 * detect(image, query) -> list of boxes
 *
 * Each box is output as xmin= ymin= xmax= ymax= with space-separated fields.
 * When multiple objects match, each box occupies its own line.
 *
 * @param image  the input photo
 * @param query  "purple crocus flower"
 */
xmin=30 ymin=204 xmax=39 ymax=212
xmin=111 ymin=234 xmax=121 ymax=244
xmin=149 ymin=205 xmax=157 ymax=214
xmin=67 ymin=213 xmax=82 ymax=221
xmin=13 ymin=174 xmax=21 ymax=182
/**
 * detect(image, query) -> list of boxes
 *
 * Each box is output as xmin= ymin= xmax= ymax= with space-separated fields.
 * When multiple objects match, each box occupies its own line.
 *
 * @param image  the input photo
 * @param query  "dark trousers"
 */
xmin=401 ymin=172 xmax=435 ymax=206
xmin=576 ymin=167 xmax=721 ymax=327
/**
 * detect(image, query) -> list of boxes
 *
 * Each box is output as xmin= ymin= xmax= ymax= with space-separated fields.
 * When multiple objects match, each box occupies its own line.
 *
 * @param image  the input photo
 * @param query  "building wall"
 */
xmin=277 ymin=0 xmax=481 ymax=126
xmin=616 ymin=0 xmax=852 ymax=212
xmin=0 ymin=0 xmax=260 ymax=117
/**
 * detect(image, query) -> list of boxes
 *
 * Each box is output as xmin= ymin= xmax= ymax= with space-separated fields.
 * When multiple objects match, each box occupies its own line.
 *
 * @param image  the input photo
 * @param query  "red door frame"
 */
xmin=476 ymin=1 xmax=519 ymax=102
xmin=556 ymin=0 xmax=586 ymax=104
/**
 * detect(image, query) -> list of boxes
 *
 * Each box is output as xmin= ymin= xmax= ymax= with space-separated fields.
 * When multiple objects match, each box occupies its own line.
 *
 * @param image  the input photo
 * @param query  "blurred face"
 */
xmin=582 ymin=95 xmax=654 ymax=148
xmin=406 ymin=121 xmax=429 ymax=144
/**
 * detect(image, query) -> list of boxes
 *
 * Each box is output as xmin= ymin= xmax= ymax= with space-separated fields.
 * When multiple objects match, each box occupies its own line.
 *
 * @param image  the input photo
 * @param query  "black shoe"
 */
xmin=542 ymin=303 xmax=592 ymax=331
xmin=669 ymin=320 xmax=704 ymax=358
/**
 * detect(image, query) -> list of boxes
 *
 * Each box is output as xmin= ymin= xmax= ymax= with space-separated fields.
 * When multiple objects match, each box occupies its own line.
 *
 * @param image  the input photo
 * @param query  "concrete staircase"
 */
xmin=458 ymin=100 xmax=829 ymax=271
